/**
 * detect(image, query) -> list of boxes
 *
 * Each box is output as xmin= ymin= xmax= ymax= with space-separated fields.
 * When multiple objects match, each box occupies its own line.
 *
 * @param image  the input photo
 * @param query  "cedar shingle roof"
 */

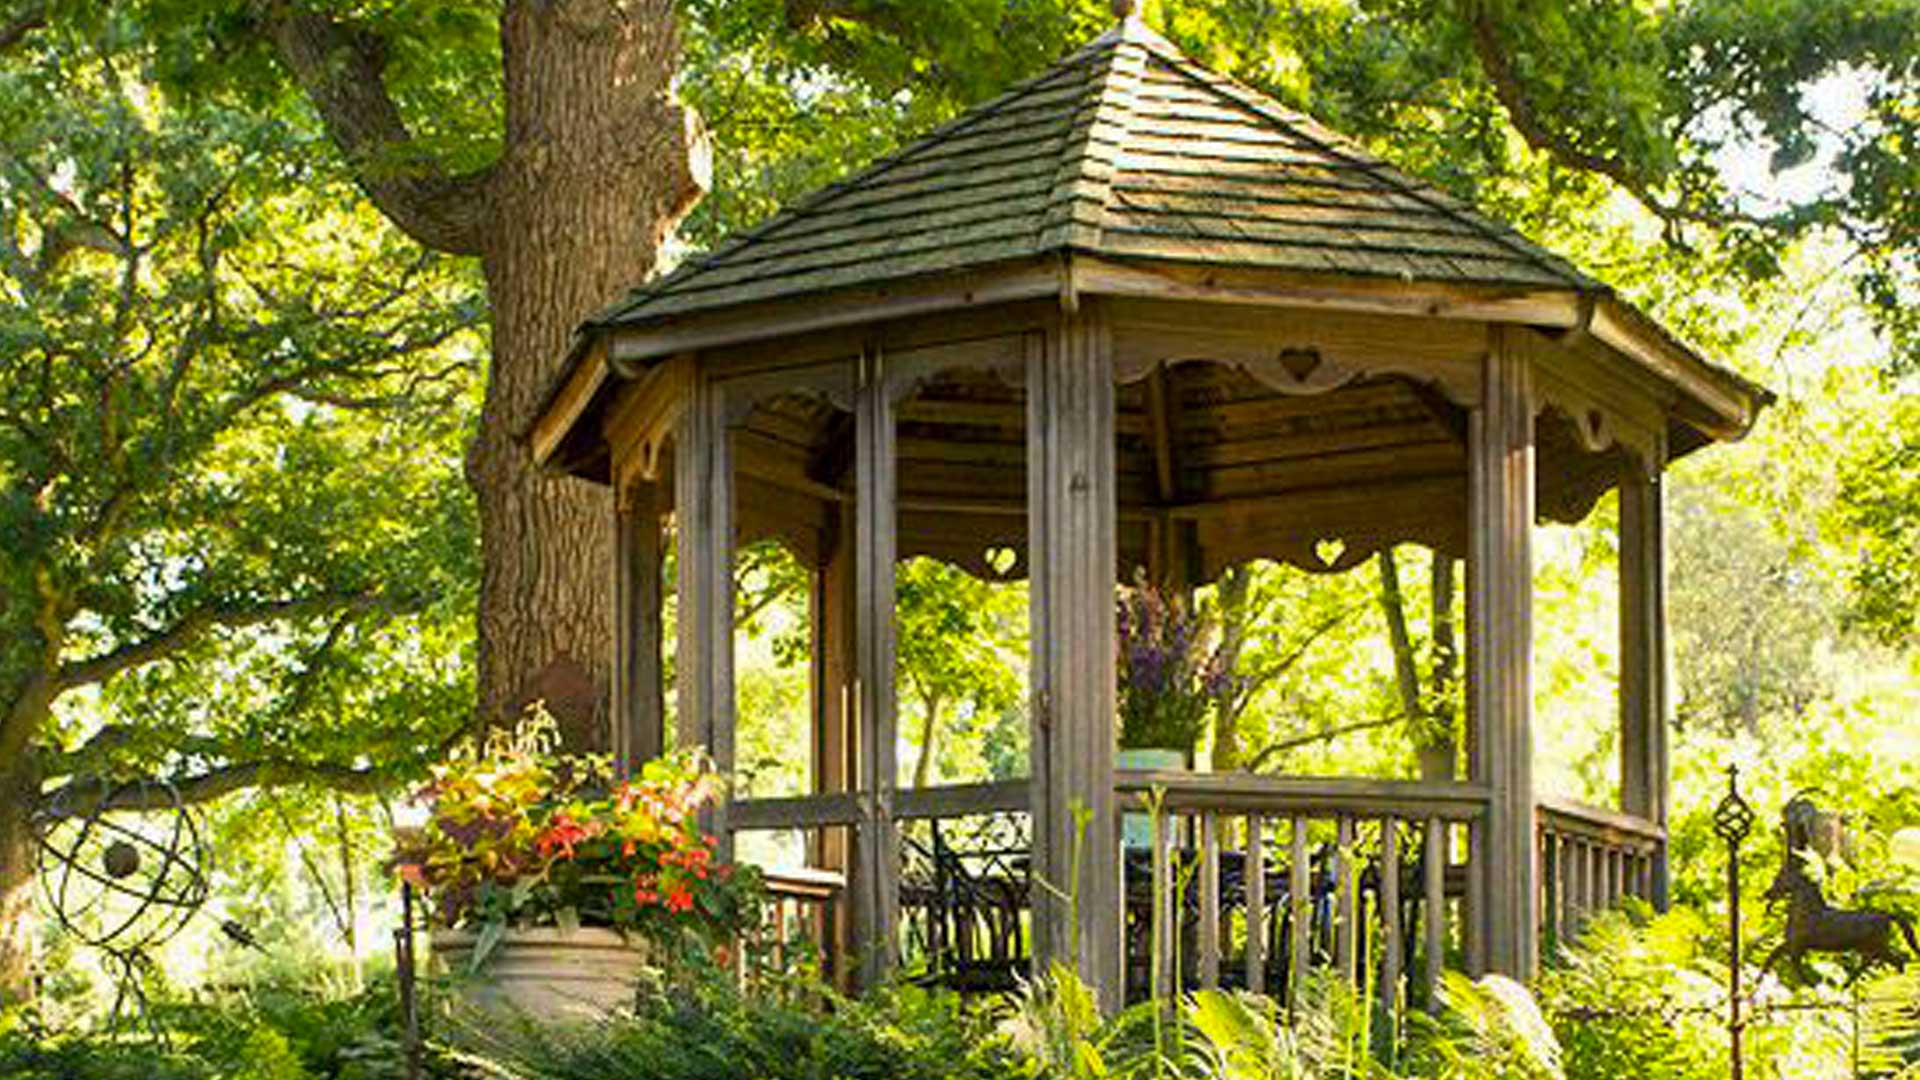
xmin=593 ymin=17 xmax=1600 ymax=330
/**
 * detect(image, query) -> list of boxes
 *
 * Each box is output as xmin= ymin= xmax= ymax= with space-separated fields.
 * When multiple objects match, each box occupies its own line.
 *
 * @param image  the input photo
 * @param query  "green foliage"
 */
xmin=1007 ymin=962 xmax=1569 ymax=1079
xmin=0 ymin=968 xmax=473 ymax=1080
xmin=1536 ymin=907 xmax=1730 ymax=1080
xmin=477 ymin=976 xmax=1019 ymax=1080
xmin=896 ymin=558 xmax=1029 ymax=785
xmin=1 ymin=4 xmax=478 ymax=831
xmin=1838 ymin=393 xmax=1920 ymax=647
xmin=1540 ymin=904 xmax=1920 ymax=1080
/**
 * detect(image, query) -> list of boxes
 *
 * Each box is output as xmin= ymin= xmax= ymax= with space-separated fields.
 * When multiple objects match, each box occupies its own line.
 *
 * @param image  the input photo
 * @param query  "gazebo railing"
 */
xmin=1115 ymin=771 xmax=1490 ymax=1010
xmin=1535 ymin=797 xmax=1664 ymax=952
xmin=732 ymin=777 xmax=1658 ymax=1003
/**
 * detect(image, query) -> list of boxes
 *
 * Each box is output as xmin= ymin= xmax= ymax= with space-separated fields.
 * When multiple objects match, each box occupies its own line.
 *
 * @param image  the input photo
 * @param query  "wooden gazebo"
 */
xmin=531 ymin=14 xmax=1769 ymax=1007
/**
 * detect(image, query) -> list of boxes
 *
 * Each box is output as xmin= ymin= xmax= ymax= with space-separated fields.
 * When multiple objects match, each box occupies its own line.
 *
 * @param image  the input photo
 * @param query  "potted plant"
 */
xmin=1116 ymin=578 xmax=1231 ymax=845
xmin=390 ymin=709 xmax=761 ymax=1019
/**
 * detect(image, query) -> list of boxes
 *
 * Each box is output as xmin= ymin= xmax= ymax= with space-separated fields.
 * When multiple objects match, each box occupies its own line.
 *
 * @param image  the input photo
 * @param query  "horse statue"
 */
xmin=1762 ymin=794 xmax=1918 ymax=984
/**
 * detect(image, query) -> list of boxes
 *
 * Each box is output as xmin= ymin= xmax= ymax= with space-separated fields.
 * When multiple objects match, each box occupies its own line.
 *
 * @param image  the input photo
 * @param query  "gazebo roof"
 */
xmin=534 ymin=14 xmax=1770 ymax=481
xmin=594 ymin=18 xmax=1597 ymax=330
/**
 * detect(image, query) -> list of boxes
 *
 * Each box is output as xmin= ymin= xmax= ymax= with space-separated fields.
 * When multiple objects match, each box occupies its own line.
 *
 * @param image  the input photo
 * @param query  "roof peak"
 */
xmin=1091 ymin=5 xmax=1176 ymax=51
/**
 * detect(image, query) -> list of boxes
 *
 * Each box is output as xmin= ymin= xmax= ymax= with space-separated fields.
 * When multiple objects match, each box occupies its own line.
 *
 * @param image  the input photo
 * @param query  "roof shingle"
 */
xmin=592 ymin=17 xmax=1599 ymax=330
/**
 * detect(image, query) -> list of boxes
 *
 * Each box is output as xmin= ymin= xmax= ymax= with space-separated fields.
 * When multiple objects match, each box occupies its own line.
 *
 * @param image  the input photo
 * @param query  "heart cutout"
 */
xmin=983 ymin=545 xmax=1018 ymax=577
xmin=1279 ymin=347 xmax=1322 ymax=382
xmin=1314 ymin=537 xmax=1347 ymax=568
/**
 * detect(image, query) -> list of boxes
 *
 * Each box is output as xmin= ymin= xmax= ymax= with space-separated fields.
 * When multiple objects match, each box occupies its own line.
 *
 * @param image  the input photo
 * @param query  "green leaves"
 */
xmin=2 ymin=10 xmax=480 ymax=808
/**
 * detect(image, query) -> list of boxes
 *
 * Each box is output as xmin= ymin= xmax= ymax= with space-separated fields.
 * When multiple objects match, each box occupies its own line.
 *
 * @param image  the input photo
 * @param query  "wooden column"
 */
xmin=612 ymin=479 xmax=666 ymax=770
xmin=1029 ymin=309 xmax=1122 ymax=1008
xmin=675 ymin=373 xmax=735 ymax=855
xmin=1618 ymin=463 xmax=1670 ymax=908
xmin=812 ymin=499 xmax=858 ymax=985
xmin=1467 ymin=327 xmax=1537 ymax=978
xmin=812 ymin=502 xmax=858 ymax=807
xmin=853 ymin=346 xmax=900 ymax=985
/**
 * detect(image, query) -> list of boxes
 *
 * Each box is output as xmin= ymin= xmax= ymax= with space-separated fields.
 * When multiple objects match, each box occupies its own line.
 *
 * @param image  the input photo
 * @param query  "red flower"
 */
xmin=536 ymin=812 xmax=593 ymax=860
xmin=665 ymin=887 xmax=694 ymax=913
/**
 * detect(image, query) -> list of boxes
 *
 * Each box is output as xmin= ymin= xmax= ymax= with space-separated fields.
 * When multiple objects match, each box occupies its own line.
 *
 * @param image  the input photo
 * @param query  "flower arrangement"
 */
xmin=1115 ymin=575 xmax=1233 ymax=754
xmin=390 ymin=709 xmax=761 ymax=968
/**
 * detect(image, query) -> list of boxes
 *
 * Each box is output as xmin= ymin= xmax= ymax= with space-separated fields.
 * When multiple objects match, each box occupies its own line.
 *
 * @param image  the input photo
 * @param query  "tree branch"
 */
xmin=50 ymin=759 xmax=395 ymax=814
xmin=1244 ymin=713 xmax=1406 ymax=774
xmin=39 ymin=724 xmax=471 ymax=816
xmin=56 ymin=591 xmax=388 ymax=691
xmin=257 ymin=5 xmax=494 ymax=255
xmin=1458 ymin=1 xmax=1731 ymax=245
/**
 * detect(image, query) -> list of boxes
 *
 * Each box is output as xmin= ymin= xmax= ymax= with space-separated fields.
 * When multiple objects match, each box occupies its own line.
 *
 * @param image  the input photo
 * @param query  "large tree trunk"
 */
xmin=270 ymin=0 xmax=705 ymax=742
xmin=469 ymin=0 xmax=705 ymax=737
xmin=0 ymin=755 xmax=39 ymax=1009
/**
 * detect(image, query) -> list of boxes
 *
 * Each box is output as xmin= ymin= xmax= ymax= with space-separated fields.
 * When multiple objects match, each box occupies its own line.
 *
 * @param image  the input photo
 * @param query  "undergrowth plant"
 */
xmin=1538 ymin=903 xmax=1920 ymax=1080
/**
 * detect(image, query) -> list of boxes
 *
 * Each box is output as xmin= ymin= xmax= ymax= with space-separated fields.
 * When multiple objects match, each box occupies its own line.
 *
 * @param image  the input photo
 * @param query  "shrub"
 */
xmin=475 ymin=976 xmax=1021 ymax=1080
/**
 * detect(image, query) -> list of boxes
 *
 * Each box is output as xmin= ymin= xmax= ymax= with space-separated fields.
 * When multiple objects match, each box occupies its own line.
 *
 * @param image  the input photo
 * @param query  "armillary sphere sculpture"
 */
xmin=35 ymin=774 xmax=212 ymax=1026
xmin=1762 ymin=792 xmax=1919 ymax=984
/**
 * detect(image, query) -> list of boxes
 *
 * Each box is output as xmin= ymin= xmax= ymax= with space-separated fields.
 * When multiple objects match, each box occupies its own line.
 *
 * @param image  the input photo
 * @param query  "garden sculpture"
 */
xmin=1762 ymin=794 xmax=1918 ymax=983
xmin=34 ymin=774 xmax=212 ymax=1026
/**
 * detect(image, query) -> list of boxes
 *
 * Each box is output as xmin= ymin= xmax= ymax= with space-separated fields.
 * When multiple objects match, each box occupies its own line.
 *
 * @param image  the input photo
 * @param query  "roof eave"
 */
xmin=530 ymin=253 xmax=1773 ymax=477
xmin=1587 ymin=296 xmax=1774 ymax=444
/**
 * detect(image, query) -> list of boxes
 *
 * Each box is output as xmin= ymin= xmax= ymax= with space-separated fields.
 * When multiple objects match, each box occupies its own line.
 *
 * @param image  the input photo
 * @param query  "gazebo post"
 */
xmin=611 ymin=478 xmax=665 ymax=769
xmin=1467 ymin=327 xmax=1538 ymax=979
xmin=674 ymin=374 xmax=736 ymax=857
xmin=1029 ymin=308 xmax=1123 ymax=1009
xmin=809 ymin=501 xmax=859 ymax=984
xmin=853 ymin=346 xmax=901 ymax=986
xmin=1618 ymin=462 xmax=1670 ymax=908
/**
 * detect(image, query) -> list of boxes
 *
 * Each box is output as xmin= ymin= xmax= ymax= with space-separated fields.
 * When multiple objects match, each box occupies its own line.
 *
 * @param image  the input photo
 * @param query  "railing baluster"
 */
xmin=1246 ymin=815 xmax=1267 ymax=994
xmin=1288 ymin=816 xmax=1309 ymax=1006
xmin=1198 ymin=812 xmax=1220 ymax=989
xmin=1335 ymin=816 xmax=1356 ymax=984
xmin=1464 ymin=819 xmax=1485 ymax=975
xmin=1576 ymin=840 xmax=1589 ymax=916
xmin=1422 ymin=816 xmax=1445 ymax=1007
xmin=1547 ymin=831 xmax=1563 ymax=945
xmin=1380 ymin=816 xmax=1402 ymax=1017
xmin=1587 ymin=840 xmax=1604 ymax=915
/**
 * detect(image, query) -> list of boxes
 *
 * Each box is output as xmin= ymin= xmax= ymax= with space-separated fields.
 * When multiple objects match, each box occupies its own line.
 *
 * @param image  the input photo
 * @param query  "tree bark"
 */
xmin=268 ymin=0 xmax=707 ymax=738
xmin=0 ymin=755 xmax=39 ymax=1009
xmin=1211 ymin=564 xmax=1251 ymax=772
xmin=911 ymin=690 xmax=942 ymax=789
xmin=468 ymin=0 xmax=706 ymax=735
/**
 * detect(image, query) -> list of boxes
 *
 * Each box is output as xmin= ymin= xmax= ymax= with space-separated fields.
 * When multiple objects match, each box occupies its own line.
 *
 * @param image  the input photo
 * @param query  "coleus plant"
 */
xmin=391 ymin=708 xmax=762 ymax=969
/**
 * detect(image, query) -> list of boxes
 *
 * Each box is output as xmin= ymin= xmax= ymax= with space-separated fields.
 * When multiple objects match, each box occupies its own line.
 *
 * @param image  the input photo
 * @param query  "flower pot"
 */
xmin=1416 ymin=742 xmax=1457 ymax=782
xmin=1118 ymin=747 xmax=1187 ymax=848
xmin=432 ymin=926 xmax=651 ymax=1022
